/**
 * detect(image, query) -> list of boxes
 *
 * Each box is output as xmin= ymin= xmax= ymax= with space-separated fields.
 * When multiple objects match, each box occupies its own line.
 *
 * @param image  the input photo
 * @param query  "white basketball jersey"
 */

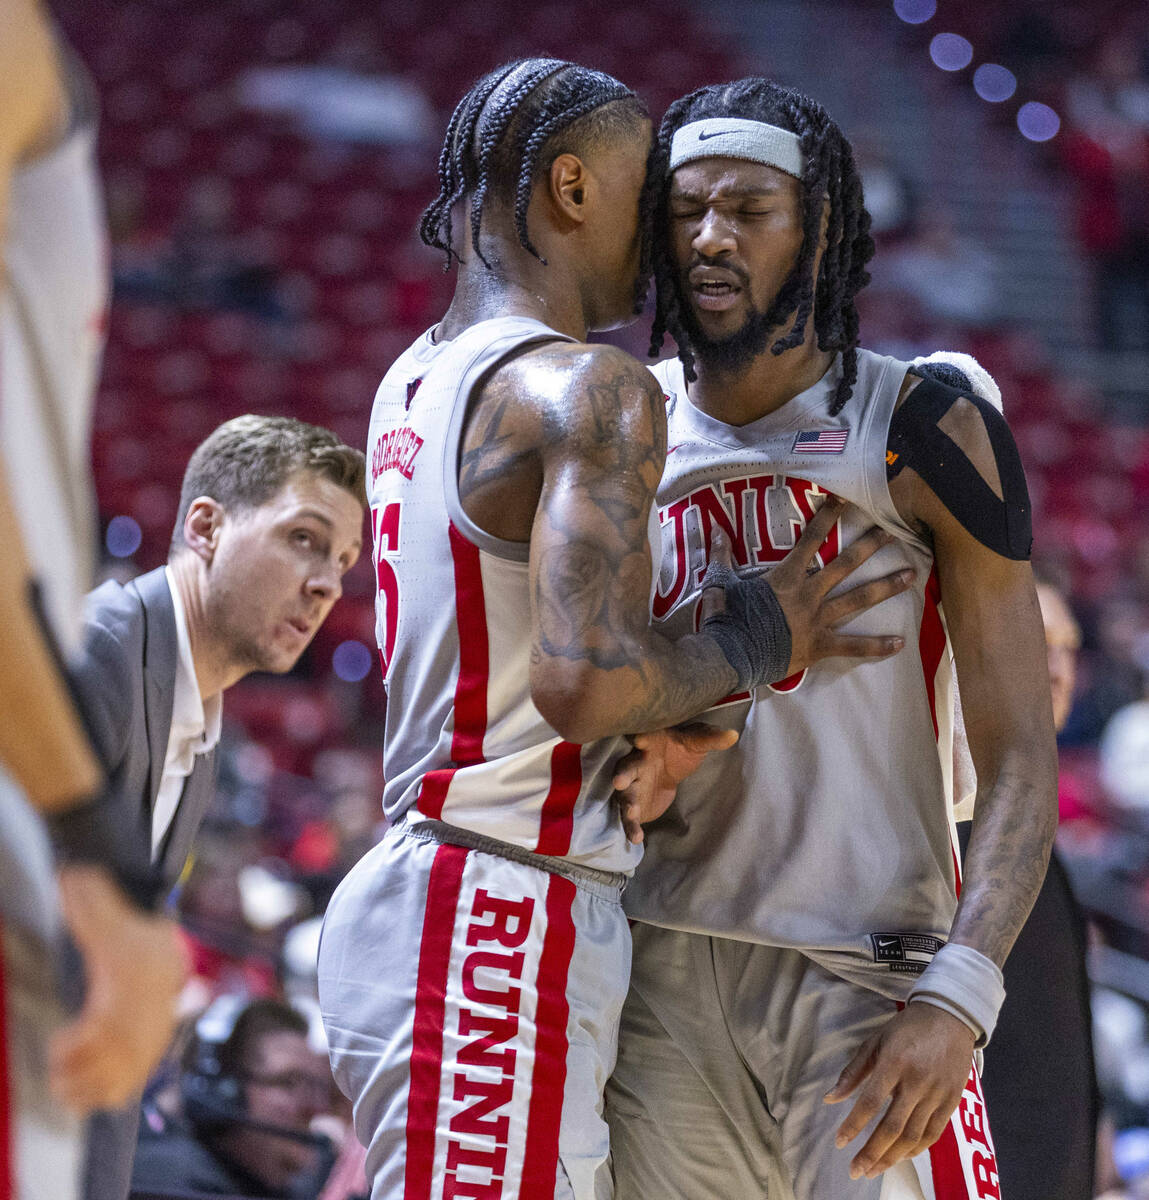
xmin=366 ymin=317 xmax=641 ymax=875
xmin=0 ymin=95 xmax=105 ymax=655
xmin=0 ymin=80 xmax=107 ymax=941
xmin=624 ymin=349 xmax=960 ymax=999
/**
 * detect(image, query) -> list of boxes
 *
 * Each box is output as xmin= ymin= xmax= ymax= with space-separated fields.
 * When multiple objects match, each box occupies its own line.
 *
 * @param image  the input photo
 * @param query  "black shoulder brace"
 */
xmin=886 ymin=375 xmax=1032 ymax=560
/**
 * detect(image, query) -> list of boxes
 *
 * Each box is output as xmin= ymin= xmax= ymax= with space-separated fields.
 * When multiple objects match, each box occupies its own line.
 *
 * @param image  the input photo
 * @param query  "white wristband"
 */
xmin=907 ymin=942 xmax=1005 ymax=1048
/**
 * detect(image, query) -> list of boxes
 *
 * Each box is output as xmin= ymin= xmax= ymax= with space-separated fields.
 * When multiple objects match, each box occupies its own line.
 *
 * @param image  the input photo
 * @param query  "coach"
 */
xmin=67 ymin=414 xmax=365 ymax=1200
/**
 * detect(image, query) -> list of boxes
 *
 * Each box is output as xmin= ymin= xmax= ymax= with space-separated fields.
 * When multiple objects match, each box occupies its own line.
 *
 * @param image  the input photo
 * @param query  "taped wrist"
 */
xmin=907 ymin=942 xmax=1006 ymax=1048
xmin=700 ymin=561 xmax=792 ymax=691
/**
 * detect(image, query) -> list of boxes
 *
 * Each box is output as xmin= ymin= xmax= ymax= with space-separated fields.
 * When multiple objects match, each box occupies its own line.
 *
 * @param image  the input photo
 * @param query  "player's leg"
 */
xmin=605 ymin=924 xmax=780 ymax=1199
xmin=743 ymin=955 xmax=998 ymax=1200
xmin=318 ymin=821 xmax=628 ymax=1200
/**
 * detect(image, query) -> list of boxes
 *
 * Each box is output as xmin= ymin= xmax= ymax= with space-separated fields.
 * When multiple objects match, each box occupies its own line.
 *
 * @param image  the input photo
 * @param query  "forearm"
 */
xmin=0 ymin=470 xmax=102 ymax=809
xmin=947 ymin=748 xmax=1058 ymax=966
xmin=534 ymin=626 xmax=738 ymax=743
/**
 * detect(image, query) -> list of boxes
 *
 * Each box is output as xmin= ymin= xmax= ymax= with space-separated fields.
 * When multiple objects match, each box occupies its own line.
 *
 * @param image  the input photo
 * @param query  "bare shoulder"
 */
xmin=490 ymin=341 xmax=664 ymax=457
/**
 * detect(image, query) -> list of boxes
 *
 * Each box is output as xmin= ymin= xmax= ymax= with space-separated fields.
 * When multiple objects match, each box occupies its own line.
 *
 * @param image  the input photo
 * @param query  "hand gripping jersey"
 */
xmin=365 ymin=317 xmax=641 ymax=876
xmin=624 ymin=349 xmax=959 ymax=999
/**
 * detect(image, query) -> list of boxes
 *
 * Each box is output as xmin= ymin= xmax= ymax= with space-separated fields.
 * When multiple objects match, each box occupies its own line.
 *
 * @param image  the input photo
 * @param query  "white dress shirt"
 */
xmin=152 ymin=567 xmax=223 ymax=860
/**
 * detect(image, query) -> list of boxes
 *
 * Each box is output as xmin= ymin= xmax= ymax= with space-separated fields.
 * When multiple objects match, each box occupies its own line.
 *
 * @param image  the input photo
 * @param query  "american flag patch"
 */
xmin=793 ymin=429 xmax=849 ymax=454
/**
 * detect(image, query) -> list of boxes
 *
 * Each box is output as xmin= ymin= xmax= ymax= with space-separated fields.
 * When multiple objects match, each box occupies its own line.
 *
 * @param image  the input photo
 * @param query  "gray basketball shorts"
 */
xmin=605 ymin=923 xmax=1000 ymax=1200
xmin=318 ymin=818 xmax=631 ymax=1200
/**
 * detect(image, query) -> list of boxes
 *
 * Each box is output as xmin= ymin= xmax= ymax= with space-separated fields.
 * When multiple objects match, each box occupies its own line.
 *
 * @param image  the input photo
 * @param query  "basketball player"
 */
xmin=605 ymin=79 xmax=1059 ymax=1199
xmin=317 ymin=59 xmax=914 ymax=1200
xmin=0 ymin=3 xmax=185 ymax=1195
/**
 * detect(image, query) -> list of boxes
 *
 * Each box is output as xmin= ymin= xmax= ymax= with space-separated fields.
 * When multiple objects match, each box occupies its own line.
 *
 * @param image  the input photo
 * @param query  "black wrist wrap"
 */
xmin=700 ymin=561 xmax=793 ymax=692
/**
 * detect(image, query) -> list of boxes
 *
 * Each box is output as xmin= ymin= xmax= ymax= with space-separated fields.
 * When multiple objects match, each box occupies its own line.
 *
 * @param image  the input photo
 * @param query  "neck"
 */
xmin=167 ymin=553 xmax=245 ymax=701
xmin=435 ymin=234 xmax=590 ymax=343
xmin=688 ymin=326 xmax=835 ymax=426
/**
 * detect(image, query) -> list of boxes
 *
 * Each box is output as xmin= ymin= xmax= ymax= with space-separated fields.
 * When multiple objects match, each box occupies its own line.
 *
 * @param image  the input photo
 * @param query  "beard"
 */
xmin=676 ymin=260 xmax=806 ymax=373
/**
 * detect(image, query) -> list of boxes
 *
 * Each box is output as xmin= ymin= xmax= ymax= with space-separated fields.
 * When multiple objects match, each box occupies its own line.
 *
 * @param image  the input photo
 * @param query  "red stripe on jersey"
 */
xmin=404 ymin=843 xmax=468 ymax=1198
xmin=918 ymin=565 xmax=945 ymax=741
xmin=448 ymin=524 xmax=489 ymax=765
xmin=0 ymin=921 xmax=12 ymax=1200
xmin=520 ymin=874 xmax=577 ymax=1197
xmin=536 ymin=742 xmax=583 ymax=856
xmin=928 ymin=1121 xmax=970 ymax=1200
xmin=417 ymin=525 xmax=491 ymax=819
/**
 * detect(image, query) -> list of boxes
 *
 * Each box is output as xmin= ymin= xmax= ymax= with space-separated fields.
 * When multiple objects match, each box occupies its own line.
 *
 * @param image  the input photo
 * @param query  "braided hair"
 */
xmin=649 ymin=79 xmax=874 ymax=415
xmin=420 ymin=58 xmax=647 ymax=271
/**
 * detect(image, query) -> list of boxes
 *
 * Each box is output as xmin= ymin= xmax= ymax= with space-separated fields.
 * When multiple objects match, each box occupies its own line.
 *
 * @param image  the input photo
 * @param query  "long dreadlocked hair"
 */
xmin=419 ymin=58 xmax=648 ymax=271
xmin=649 ymin=79 xmax=875 ymax=415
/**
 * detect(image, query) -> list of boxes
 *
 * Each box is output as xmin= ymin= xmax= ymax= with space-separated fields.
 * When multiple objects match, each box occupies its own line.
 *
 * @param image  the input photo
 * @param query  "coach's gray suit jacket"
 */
xmin=68 ymin=566 xmax=220 ymax=1200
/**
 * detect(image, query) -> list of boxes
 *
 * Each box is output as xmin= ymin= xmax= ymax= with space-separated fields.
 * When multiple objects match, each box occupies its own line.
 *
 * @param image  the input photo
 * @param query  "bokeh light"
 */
xmin=893 ymin=0 xmax=936 ymax=24
xmin=973 ymin=63 xmax=1017 ymax=102
xmin=332 ymin=639 xmax=373 ymax=682
xmin=929 ymin=33 xmax=973 ymax=71
xmin=1017 ymin=101 xmax=1061 ymax=142
xmin=105 ymin=514 xmax=142 ymax=558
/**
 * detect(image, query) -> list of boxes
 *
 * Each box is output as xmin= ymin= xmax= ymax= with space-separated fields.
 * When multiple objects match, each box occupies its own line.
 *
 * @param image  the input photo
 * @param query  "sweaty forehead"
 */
xmin=669 ymin=158 xmax=798 ymax=202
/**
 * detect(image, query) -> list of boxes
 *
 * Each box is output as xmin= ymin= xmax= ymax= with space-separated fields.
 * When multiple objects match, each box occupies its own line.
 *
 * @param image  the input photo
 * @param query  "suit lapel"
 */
xmin=131 ymin=568 xmax=178 ymax=847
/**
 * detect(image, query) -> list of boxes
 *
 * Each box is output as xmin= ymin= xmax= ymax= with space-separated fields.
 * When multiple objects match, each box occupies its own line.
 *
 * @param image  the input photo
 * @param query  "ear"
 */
xmin=183 ymin=496 xmax=225 ymax=564
xmin=547 ymin=152 xmax=592 ymax=227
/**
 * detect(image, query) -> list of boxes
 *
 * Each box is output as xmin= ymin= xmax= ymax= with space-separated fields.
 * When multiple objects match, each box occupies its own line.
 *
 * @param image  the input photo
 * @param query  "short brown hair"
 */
xmin=171 ymin=415 xmax=365 ymax=550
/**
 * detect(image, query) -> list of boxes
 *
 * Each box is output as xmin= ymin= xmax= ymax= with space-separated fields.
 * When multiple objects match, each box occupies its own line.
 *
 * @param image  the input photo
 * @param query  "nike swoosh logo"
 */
xmin=697 ymin=128 xmax=742 ymax=141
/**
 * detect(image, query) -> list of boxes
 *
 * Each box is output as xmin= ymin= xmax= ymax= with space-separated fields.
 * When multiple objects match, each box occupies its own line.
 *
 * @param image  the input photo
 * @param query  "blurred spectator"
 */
xmin=238 ymin=66 xmax=436 ymax=145
xmin=869 ymin=204 xmax=1001 ymax=329
xmin=1061 ymin=32 xmax=1149 ymax=352
xmin=132 ymin=997 xmax=336 ymax=1199
xmin=117 ymin=178 xmax=289 ymax=320
xmin=1100 ymin=642 xmax=1149 ymax=813
xmin=1061 ymin=597 xmax=1149 ymax=746
xmin=178 ymin=833 xmax=281 ymax=1003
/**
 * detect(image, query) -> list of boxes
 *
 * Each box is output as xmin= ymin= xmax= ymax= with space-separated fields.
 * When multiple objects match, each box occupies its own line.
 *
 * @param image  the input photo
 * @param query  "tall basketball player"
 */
xmin=0 ymin=3 xmax=185 ymax=1196
xmin=317 ymin=59 xmax=915 ymax=1200
xmin=605 ymin=79 xmax=1058 ymax=1199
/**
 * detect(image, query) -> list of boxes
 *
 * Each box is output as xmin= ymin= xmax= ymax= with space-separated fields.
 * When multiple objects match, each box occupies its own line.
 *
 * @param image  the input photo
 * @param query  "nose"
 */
xmin=307 ymin=561 xmax=343 ymax=603
xmin=693 ymin=208 xmax=737 ymax=258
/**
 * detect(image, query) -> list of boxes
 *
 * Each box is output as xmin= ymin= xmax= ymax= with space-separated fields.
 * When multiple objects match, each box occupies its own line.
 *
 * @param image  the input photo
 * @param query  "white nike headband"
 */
xmin=669 ymin=118 xmax=805 ymax=178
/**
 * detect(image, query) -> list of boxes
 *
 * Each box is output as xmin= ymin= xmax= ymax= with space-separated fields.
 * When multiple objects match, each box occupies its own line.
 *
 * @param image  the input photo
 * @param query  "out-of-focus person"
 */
xmin=1 ymin=3 xmax=186 ymax=1195
xmin=131 ymin=998 xmax=336 ymax=1199
xmin=1099 ymin=636 xmax=1149 ymax=814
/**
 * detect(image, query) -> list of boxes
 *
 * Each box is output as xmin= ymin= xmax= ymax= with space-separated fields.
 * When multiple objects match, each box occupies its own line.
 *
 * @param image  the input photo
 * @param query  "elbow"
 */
xmin=531 ymin=661 xmax=621 ymax=745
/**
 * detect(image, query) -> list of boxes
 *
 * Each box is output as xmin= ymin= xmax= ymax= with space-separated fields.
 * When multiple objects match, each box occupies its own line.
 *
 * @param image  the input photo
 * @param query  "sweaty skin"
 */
xmin=648 ymin=151 xmax=1057 ymax=1181
xmin=445 ymin=128 xmax=911 ymax=747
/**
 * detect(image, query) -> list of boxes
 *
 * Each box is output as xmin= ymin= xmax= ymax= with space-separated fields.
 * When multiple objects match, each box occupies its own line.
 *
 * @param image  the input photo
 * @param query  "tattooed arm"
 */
xmin=522 ymin=344 xmax=738 ymax=743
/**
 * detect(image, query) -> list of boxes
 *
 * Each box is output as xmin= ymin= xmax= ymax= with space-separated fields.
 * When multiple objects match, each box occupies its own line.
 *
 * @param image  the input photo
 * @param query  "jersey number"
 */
xmin=372 ymin=501 xmax=402 ymax=673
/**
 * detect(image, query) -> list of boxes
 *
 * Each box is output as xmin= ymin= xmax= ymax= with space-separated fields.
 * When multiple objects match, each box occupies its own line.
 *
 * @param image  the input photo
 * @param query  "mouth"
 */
xmin=688 ymin=267 xmax=744 ymax=313
xmin=286 ymin=616 xmax=313 ymax=639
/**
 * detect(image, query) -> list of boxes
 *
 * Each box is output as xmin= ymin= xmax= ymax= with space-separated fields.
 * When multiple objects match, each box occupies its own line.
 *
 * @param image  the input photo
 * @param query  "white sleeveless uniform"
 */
xmin=0 ymin=66 xmax=108 ymax=1200
xmin=319 ymin=318 xmax=645 ymax=1200
xmin=607 ymin=351 xmax=1000 ymax=1200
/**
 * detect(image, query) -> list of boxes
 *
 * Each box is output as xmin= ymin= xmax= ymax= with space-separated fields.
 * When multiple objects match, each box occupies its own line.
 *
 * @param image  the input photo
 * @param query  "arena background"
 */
xmin=50 ymin=0 xmax=1149 ymax=1194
